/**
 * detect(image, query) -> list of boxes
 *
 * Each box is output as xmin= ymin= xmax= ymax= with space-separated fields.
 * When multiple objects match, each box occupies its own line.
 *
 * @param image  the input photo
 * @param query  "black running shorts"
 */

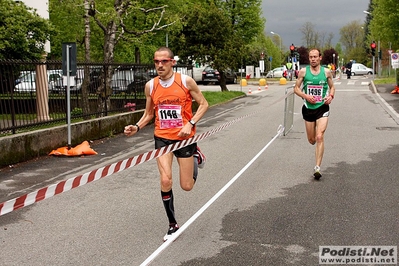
xmin=154 ymin=136 xmax=197 ymax=158
xmin=302 ymin=104 xmax=330 ymax=122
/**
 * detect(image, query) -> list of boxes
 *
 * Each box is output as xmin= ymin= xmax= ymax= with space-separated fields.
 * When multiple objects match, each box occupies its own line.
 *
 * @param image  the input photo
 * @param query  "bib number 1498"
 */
xmin=307 ymin=85 xmax=323 ymax=103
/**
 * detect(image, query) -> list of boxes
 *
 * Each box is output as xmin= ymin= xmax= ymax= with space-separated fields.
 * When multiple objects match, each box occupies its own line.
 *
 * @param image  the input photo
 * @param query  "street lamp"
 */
xmin=271 ymin=31 xmax=282 ymax=64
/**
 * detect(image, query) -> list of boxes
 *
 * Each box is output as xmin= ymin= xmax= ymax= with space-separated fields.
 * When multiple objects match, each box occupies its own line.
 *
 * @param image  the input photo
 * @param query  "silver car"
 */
xmin=351 ymin=63 xmax=374 ymax=76
xmin=266 ymin=67 xmax=284 ymax=78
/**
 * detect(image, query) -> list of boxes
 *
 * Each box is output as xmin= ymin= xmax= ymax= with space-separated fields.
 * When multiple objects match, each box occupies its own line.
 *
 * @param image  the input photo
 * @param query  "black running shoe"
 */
xmin=163 ymin=223 xmax=179 ymax=241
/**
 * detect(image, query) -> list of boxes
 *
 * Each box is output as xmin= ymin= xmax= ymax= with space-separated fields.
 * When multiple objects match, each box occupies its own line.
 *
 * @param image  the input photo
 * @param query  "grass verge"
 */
xmin=373 ymin=77 xmax=396 ymax=85
xmin=202 ymin=90 xmax=246 ymax=106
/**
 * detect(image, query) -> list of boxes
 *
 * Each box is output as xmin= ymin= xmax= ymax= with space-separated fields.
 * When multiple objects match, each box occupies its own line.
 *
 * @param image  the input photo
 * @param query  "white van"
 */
xmin=351 ymin=63 xmax=374 ymax=76
xmin=14 ymin=70 xmax=62 ymax=93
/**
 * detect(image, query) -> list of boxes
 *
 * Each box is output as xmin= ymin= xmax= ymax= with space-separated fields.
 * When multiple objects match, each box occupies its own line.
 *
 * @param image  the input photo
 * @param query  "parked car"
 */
xmin=14 ymin=70 xmax=63 ymax=93
xmin=192 ymin=64 xmax=208 ymax=83
xmin=111 ymin=69 xmax=134 ymax=93
xmin=266 ymin=67 xmax=284 ymax=78
xmin=111 ymin=69 xmax=150 ymax=94
xmin=202 ymin=66 xmax=237 ymax=85
xmin=350 ymin=63 xmax=374 ymax=76
xmin=15 ymin=71 xmax=31 ymax=85
xmin=51 ymin=68 xmax=85 ymax=93
xmin=147 ymin=69 xmax=158 ymax=78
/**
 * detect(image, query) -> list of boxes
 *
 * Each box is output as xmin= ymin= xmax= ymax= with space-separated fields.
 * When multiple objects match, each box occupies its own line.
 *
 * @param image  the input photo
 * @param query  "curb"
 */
xmin=369 ymin=81 xmax=399 ymax=125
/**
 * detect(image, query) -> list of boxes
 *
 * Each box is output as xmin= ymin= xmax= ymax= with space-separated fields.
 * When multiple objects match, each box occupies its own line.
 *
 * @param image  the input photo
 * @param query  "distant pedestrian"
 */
xmin=345 ymin=60 xmax=353 ymax=79
xmin=294 ymin=48 xmax=335 ymax=180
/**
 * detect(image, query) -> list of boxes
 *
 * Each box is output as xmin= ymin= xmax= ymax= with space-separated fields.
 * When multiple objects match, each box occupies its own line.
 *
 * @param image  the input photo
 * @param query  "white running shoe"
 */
xmin=163 ymin=224 xmax=179 ymax=242
xmin=314 ymin=165 xmax=322 ymax=180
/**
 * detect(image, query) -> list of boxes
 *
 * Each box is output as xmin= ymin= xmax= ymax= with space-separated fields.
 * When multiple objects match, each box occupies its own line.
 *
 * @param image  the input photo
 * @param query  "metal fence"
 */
xmin=0 ymin=60 xmax=192 ymax=136
xmin=283 ymin=85 xmax=295 ymax=136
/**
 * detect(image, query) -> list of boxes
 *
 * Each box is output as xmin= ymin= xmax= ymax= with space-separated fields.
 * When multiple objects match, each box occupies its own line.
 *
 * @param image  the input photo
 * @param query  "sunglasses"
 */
xmin=153 ymin=59 xmax=173 ymax=65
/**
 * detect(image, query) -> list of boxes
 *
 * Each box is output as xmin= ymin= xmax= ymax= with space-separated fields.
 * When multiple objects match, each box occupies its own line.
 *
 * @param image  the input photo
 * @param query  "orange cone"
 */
xmin=265 ymin=84 xmax=268 ymax=90
xmin=248 ymin=88 xmax=252 ymax=94
xmin=258 ymin=86 xmax=261 ymax=91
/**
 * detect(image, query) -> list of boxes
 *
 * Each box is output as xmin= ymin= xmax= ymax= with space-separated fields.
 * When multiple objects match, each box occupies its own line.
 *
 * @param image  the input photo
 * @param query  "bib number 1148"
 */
xmin=158 ymin=104 xmax=183 ymax=129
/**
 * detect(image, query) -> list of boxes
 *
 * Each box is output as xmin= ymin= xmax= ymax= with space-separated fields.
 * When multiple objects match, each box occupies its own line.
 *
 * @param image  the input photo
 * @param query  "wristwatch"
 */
xmin=189 ymin=119 xmax=196 ymax=126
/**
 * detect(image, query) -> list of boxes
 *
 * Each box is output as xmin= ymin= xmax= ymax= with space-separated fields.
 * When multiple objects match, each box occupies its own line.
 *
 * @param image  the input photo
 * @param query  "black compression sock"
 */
xmin=161 ymin=189 xmax=176 ymax=224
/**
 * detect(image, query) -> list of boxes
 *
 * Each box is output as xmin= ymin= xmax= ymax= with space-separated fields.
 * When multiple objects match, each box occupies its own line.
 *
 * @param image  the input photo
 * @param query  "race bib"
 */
xmin=307 ymin=85 xmax=323 ymax=103
xmin=158 ymin=104 xmax=183 ymax=129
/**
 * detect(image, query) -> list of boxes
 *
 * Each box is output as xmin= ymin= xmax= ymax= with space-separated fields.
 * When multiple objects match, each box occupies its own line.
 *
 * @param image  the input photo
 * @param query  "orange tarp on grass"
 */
xmin=49 ymin=141 xmax=97 ymax=156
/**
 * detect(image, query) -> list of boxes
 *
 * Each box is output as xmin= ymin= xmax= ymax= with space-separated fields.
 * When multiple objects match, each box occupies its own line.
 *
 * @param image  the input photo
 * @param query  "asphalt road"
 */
xmin=0 ymin=75 xmax=398 ymax=265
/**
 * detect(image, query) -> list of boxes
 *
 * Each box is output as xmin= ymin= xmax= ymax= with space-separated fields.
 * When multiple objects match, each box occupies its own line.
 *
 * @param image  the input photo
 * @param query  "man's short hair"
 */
xmin=156 ymin=47 xmax=174 ymax=58
xmin=309 ymin=48 xmax=321 ymax=57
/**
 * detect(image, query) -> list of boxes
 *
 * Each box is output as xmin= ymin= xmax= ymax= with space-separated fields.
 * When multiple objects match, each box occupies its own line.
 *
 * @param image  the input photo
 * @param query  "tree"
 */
xmin=270 ymin=34 xmax=283 ymax=66
xmin=323 ymin=33 xmax=334 ymax=50
xmin=49 ymin=0 xmax=183 ymax=63
xmin=368 ymin=0 xmax=399 ymax=83
xmin=363 ymin=0 xmax=373 ymax=50
xmin=49 ymin=0 xmax=92 ymax=60
xmin=0 ymin=0 xmax=54 ymax=60
xmin=171 ymin=3 xmax=241 ymax=91
xmin=368 ymin=0 xmax=399 ymax=48
xmin=296 ymin=46 xmax=309 ymax=65
xmin=300 ymin=22 xmax=319 ymax=48
xmin=339 ymin=20 xmax=367 ymax=64
xmin=322 ymin=48 xmax=339 ymax=66
xmin=49 ymin=0 xmax=183 ymax=114
xmin=170 ymin=0 xmax=264 ymax=91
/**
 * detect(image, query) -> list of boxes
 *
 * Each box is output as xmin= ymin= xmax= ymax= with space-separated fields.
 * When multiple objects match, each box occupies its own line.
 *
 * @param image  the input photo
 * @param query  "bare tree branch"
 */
xmin=120 ymin=6 xmax=176 ymax=36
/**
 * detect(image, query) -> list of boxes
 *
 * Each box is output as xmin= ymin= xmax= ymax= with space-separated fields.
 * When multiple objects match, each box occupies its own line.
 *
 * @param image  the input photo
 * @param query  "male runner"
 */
xmin=294 ymin=48 xmax=335 ymax=180
xmin=124 ymin=47 xmax=209 ymax=240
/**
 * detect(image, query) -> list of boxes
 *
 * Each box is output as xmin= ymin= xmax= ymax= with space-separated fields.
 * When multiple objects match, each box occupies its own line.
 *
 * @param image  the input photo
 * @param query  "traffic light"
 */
xmin=290 ymin=44 xmax=295 ymax=57
xmin=370 ymin=41 xmax=376 ymax=56
xmin=295 ymin=52 xmax=300 ymax=61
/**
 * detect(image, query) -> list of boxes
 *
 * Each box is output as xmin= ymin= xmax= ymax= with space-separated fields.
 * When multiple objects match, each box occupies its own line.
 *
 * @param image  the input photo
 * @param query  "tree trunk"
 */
xmin=219 ymin=71 xmax=229 ymax=91
xmin=97 ymin=21 xmax=117 ymax=116
xmin=135 ymin=47 xmax=141 ymax=63
xmin=82 ymin=0 xmax=91 ymax=120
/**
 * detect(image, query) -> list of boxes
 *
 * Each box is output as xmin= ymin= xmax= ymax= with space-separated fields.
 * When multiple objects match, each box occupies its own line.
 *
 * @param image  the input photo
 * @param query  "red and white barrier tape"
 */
xmin=0 ymin=112 xmax=261 ymax=217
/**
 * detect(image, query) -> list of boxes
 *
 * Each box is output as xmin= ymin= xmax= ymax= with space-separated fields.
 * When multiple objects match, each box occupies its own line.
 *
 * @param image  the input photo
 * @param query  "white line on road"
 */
xmin=140 ymin=125 xmax=284 ymax=266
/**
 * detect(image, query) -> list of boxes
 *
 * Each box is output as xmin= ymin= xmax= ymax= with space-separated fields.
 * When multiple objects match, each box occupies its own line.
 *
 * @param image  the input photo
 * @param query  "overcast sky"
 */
xmin=261 ymin=0 xmax=370 ymax=49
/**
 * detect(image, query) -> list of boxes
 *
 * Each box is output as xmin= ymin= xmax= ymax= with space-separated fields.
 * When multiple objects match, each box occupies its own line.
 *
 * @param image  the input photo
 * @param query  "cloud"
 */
xmin=262 ymin=0 xmax=370 ymax=48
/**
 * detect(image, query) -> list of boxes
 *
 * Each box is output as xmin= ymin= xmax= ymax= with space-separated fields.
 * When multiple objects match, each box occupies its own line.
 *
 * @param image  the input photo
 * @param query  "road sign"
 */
xmin=391 ymin=53 xmax=399 ymax=69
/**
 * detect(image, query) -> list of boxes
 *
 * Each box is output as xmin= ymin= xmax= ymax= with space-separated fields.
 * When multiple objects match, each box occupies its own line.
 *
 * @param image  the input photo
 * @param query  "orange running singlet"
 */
xmin=151 ymin=73 xmax=195 ymax=140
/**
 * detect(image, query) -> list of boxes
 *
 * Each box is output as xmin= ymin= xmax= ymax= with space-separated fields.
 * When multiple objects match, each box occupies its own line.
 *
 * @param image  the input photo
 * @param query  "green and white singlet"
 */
xmin=303 ymin=66 xmax=329 ymax=109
